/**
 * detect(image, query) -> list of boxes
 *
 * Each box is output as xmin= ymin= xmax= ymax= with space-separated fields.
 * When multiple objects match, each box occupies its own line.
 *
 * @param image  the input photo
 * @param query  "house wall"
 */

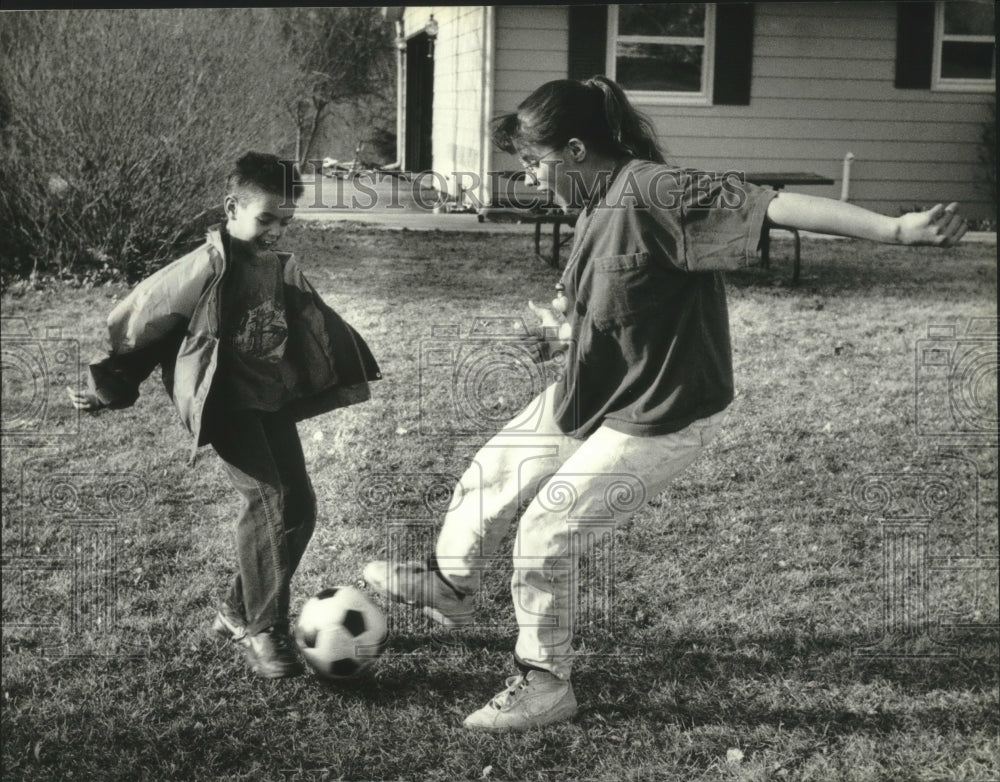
xmin=490 ymin=6 xmax=570 ymax=199
xmin=402 ymin=7 xmax=492 ymax=203
xmin=489 ymin=3 xmax=994 ymax=219
xmin=650 ymin=2 xmax=992 ymax=218
xmin=493 ymin=7 xmax=570 ymax=118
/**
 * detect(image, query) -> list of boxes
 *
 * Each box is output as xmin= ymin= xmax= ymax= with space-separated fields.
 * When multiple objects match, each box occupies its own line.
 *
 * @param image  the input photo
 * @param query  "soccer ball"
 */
xmin=294 ymin=586 xmax=388 ymax=679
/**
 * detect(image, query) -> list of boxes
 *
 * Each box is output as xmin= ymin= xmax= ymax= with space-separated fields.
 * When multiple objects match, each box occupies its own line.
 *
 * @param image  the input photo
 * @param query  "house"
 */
xmin=384 ymin=3 xmax=995 ymax=220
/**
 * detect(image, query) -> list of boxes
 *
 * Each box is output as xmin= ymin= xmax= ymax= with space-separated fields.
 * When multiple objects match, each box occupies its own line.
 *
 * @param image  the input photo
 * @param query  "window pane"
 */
xmin=618 ymin=3 xmax=705 ymax=38
xmin=944 ymin=1 xmax=994 ymax=36
xmin=616 ymin=42 xmax=703 ymax=92
xmin=941 ymin=41 xmax=995 ymax=79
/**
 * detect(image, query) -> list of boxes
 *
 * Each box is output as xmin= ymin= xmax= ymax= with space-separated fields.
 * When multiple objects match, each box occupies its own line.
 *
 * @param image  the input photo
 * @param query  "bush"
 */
xmin=365 ymin=126 xmax=398 ymax=166
xmin=0 ymin=10 xmax=305 ymax=285
xmin=310 ymin=90 xmax=398 ymax=169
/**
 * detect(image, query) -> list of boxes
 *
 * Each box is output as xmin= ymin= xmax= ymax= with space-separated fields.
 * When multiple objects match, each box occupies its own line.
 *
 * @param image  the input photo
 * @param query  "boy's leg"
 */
xmin=258 ymin=409 xmax=317 ymax=582
xmin=212 ymin=409 xmax=316 ymax=634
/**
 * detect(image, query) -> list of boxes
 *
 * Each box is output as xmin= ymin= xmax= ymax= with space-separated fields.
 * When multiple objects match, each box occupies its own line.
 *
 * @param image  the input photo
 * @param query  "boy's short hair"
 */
xmin=226 ymin=152 xmax=304 ymax=205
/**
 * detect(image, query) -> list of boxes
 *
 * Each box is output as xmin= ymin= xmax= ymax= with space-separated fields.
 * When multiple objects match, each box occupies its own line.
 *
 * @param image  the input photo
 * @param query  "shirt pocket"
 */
xmin=588 ymin=252 xmax=657 ymax=330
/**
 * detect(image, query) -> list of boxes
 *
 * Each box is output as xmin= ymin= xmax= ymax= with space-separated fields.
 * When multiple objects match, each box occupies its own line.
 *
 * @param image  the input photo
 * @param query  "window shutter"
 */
xmin=895 ymin=2 xmax=935 ymax=89
xmin=568 ymin=5 xmax=608 ymax=80
xmin=713 ymin=3 xmax=755 ymax=105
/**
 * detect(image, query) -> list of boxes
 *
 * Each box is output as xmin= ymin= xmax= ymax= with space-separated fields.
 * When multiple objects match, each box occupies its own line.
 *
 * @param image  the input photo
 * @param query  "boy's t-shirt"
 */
xmin=553 ymin=159 xmax=776 ymax=439
xmin=215 ymin=242 xmax=298 ymax=411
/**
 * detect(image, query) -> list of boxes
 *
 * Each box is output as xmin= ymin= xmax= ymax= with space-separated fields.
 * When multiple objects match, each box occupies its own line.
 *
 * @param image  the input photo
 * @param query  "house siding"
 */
xmin=491 ymin=6 xmax=569 ymax=198
xmin=485 ymin=3 xmax=993 ymax=219
xmin=493 ymin=6 xmax=569 ymax=103
xmin=620 ymin=2 xmax=994 ymax=219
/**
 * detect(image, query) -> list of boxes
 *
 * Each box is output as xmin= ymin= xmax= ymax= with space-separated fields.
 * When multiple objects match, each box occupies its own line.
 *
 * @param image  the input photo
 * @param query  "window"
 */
xmin=933 ymin=0 xmax=995 ymax=91
xmin=606 ymin=3 xmax=716 ymax=105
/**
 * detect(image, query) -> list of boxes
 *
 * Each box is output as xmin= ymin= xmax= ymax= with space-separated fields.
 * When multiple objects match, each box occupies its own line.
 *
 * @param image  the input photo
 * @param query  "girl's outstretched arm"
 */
xmin=765 ymin=193 xmax=968 ymax=247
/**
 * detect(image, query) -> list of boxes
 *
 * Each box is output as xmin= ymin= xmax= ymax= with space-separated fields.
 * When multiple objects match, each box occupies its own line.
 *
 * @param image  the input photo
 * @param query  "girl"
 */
xmin=365 ymin=77 xmax=967 ymax=731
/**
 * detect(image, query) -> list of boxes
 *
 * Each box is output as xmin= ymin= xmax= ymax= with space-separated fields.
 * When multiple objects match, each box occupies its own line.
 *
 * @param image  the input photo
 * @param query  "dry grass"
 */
xmin=2 ymin=224 xmax=997 ymax=781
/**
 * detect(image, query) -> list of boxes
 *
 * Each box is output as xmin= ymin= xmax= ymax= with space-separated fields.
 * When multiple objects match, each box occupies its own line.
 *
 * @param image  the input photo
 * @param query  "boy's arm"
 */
xmin=68 ymin=321 xmax=185 ymax=411
xmin=67 ymin=246 xmax=214 ymax=411
xmin=67 ymin=382 xmax=104 ymax=411
xmin=765 ymin=193 xmax=967 ymax=247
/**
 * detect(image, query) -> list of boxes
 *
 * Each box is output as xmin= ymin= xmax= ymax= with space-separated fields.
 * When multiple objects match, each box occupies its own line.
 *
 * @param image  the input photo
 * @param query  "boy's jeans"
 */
xmin=208 ymin=408 xmax=316 ymax=635
xmin=436 ymin=383 xmax=726 ymax=680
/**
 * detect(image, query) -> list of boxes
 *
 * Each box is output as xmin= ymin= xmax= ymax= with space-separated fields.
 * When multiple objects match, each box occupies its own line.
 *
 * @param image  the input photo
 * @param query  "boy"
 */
xmin=68 ymin=152 xmax=381 ymax=678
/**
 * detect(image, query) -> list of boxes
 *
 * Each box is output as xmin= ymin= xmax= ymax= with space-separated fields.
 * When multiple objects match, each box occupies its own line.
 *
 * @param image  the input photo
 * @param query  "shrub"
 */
xmin=0 ymin=10 xmax=305 ymax=285
xmin=366 ymin=126 xmax=399 ymax=166
xmin=310 ymin=88 xmax=398 ymax=169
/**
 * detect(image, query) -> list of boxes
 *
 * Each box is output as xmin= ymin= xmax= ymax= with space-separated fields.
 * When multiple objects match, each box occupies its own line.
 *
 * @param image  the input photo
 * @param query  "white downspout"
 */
xmin=840 ymin=152 xmax=854 ymax=201
xmin=479 ymin=6 xmax=495 ymax=208
xmin=383 ymin=19 xmax=406 ymax=171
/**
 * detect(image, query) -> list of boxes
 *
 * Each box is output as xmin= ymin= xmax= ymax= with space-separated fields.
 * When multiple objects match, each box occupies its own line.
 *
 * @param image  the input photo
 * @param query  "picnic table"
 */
xmin=746 ymin=172 xmax=836 ymax=283
xmin=477 ymin=171 xmax=577 ymax=268
xmin=477 ymin=205 xmax=577 ymax=269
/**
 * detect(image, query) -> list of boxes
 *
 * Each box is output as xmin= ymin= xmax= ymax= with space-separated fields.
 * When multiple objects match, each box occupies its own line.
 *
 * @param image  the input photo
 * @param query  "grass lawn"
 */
xmin=2 ymin=224 xmax=997 ymax=781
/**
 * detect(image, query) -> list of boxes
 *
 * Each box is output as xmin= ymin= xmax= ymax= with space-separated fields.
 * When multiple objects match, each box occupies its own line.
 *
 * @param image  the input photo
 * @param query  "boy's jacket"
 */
xmin=88 ymin=226 xmax=381 ymax=462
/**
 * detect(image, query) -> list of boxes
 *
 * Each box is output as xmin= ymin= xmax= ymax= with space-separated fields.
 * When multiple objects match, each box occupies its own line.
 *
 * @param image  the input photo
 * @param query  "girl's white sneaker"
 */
xmin=463 ymin=670 xmax=578 ymax=731
xmin=362 ymin=558 xmax=473 ymax=627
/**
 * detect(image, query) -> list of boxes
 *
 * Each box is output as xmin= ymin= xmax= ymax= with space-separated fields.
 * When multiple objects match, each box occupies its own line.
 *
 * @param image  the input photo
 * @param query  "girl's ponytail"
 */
xmin=584 ymin=76 xmax=665 ymax=164
xmin=491 ymin=76 xmax=667 ymax=164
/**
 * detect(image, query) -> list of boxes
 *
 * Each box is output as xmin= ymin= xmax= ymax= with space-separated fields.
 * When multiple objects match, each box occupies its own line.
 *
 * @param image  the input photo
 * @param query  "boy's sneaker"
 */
xmin=238 ymin=624 xmax=304 ymax=679
xmin=463 ymin=670 xmax=578 ymax=731
xmin=211 ymin=604 xmax=248 ymax=643
xmin=362 ymin=559 xmax=473 ymax=627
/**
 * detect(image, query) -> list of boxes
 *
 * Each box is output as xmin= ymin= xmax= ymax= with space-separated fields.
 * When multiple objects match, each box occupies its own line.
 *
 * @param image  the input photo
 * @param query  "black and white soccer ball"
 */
xmin=294 ymin=586 xmax=388 ymax=679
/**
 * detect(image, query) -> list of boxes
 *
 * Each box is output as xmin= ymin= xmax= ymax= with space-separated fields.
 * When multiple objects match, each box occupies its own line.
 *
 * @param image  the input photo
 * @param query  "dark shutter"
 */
xmin=713 ymin=3 xmax=755 ymax=105
xmin=895 ymin=2 xmax=935 ymax=89
xmin=568 ymin=5 xmax=608 ymax=80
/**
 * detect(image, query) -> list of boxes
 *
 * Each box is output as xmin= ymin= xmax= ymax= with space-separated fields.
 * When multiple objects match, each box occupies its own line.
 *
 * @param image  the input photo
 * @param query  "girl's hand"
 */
xmin=66 ymin=386 xmax=106 ymax=412
xmin=520 ymin=300 xmax=571 ymax=364
xmin=897 ymin=202 xmax=968 ymax=247
xmin=528 ymin=299 xmax=563 ymax=330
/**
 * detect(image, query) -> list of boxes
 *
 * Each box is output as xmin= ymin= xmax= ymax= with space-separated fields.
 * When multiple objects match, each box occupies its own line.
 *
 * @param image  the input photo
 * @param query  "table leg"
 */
xmin=792 ymin=229 xmax=801 ymax=284
xmin=761 ymin=225 xmax=771 ymax=269
xmin=551 ymin=221 xmax=560 ymax=268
